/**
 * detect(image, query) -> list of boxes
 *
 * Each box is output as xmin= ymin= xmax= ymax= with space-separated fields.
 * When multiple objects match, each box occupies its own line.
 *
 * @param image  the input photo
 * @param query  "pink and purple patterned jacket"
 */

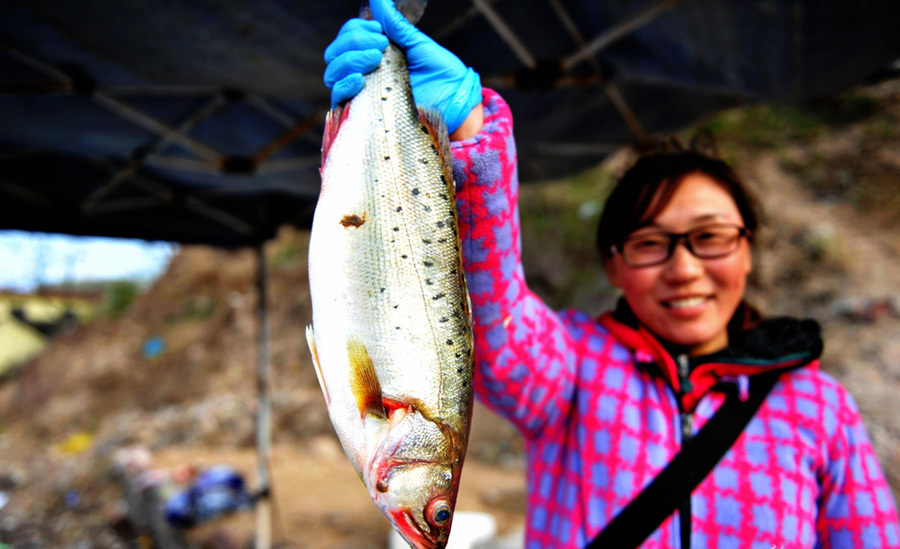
xmin=450 ymin=89 xmax=900 ymax=549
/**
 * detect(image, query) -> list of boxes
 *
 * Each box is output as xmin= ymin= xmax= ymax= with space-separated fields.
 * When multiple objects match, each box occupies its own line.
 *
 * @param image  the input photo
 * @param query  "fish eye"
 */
xmin=427 ymin=500 xmax=452 ymax=527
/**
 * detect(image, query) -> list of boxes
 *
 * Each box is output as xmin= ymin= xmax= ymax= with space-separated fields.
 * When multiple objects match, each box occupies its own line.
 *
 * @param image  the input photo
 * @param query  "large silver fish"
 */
xmin=306 ymin=2 xmax=474 ymax=548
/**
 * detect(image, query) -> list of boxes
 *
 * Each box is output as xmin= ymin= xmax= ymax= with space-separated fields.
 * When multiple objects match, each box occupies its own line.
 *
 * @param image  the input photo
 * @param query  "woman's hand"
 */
xmin=323 ymin=0 xmax=483 ymax=137
xmin=323 ymin=18 xmax=389 ymax=109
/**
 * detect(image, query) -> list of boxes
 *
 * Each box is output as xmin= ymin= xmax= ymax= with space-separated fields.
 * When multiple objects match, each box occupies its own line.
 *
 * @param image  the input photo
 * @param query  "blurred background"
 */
xmin=0 ymin=1 xmax=899 ymax=547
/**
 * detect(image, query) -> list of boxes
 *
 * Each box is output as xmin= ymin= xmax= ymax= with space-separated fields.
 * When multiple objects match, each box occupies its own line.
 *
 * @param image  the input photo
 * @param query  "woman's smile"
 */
xmin=661 ymin=295 xmax=710 ymax=312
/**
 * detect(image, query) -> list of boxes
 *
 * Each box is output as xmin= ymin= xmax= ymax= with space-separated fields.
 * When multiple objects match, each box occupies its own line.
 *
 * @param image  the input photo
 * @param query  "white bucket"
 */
xmin=388 ymin=511 xmax=497 ymax=549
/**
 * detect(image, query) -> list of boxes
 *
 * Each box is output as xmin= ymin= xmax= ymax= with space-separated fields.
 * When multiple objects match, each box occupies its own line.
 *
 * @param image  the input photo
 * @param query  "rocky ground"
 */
xmin=0 ymin=79 xmax=898 ymax=548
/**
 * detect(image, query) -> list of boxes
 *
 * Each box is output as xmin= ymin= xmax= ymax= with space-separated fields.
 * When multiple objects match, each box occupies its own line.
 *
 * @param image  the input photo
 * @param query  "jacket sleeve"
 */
xmin=817 ymin=381 xmax=900 ymax=548
xmin=450 ymin=89 xmax=579 ymax=440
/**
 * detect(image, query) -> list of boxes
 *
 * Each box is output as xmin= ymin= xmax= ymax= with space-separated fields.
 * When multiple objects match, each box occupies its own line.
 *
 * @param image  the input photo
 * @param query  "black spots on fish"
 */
xmin=340 ymin=214 xmax=366 ymax=228
xmin=422 ymin=238 xmax=432 ymax=245
xmin=440 ymin=174 xmax=448 ymax=185
xmin=432 ymin=293 xmax=446 ymax=301
xmin=439 ymin=193 xmax=449 ymax=201
xmin=423 ymin=260 xmax=434 ymax=267
xmin=425 ymin=278 xmax=433 ymax=286
xmin=385 ymin=84 xmax=393 ymax=91
xmin=380 ymin=288 xmax=386 ymax=293
xmin=401 ymin=254 xmax=408 ymax=259
xmin=384 ymin=155 xmax=390 ymax=161
xmin=439 ymin=317 xmax=448 ymax=323
xmin=438 ymin=238 xmax=447 ymax=244
xmin=446 ymin=339 xmax=453 ymax=346
xmin=393 ymin=226 xmax=400 ymax=232
xmin=423 ymin=205 xmax=431 ymax=213
xmin=420 ymin=125 xmax=429 ymax=134
xmin=396 ymin=206 xmax=402 ymax=212
xmin=431 ymin=144 xmax=439 ymax=155
xmin=395 ymin=326 xmax=401 ymax=330
xmin=411 ymin=187 xmax=420 ymax=196
xmin=436 ymin=221 xmax=445 ymax=229
xmin=419 ymin=158 xmax=428 ymax=165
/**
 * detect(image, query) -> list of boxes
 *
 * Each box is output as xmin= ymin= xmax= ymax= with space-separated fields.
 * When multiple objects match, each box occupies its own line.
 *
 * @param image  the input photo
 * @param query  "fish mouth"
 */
xmin=389 ymin=508 xmax=446 ymax=549
xmin=369 ymin=461 xmax=456 ymax=549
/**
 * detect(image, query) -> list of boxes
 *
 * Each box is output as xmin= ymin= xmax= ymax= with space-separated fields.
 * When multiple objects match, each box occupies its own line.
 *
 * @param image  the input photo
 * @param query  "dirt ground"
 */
xmin=0 ymin=79 xmax=898 ymax=548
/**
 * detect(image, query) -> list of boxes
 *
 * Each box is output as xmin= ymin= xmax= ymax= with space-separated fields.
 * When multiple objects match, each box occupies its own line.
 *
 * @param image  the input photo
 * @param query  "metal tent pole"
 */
xmin=254 ymin=242 xmax=272 ymax=549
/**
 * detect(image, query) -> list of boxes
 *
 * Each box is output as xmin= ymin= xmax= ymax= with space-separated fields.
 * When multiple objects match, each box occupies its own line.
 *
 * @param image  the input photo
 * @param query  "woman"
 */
xmin=324 ymin=1 xmax=900 ymax=547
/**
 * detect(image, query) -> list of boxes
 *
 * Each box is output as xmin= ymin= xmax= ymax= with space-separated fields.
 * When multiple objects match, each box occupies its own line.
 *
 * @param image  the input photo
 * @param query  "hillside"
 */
xmin=0 ymin=79 xmax=898 ymax=547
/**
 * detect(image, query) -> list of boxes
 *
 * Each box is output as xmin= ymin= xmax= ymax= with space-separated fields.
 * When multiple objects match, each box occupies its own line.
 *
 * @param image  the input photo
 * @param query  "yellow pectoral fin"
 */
xmin=347 ymin=339 xmax=387 ymax=419
xmin=306 ymin=325 xmax=330 ymax=405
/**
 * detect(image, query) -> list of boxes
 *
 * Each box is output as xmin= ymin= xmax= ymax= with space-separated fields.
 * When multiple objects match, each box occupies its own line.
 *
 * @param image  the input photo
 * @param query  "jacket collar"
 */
xmin=598 ymin=299 xmax=823 ymax=411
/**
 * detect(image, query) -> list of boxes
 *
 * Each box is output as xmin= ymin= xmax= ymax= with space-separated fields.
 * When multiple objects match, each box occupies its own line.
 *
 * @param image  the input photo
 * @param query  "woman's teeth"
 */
xmin=668 ymin=297 xmax=706 ymax=309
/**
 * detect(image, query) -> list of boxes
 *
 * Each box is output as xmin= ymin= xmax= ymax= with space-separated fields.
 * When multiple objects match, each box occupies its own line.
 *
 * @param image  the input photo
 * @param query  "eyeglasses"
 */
xmin=612 ymin=223 xmax=750 ymax=268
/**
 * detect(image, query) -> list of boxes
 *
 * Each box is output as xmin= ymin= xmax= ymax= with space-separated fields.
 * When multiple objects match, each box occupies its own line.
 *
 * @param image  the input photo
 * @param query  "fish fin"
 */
xmin=322 ymin=103 xmax=350 ymax=169
xmin=420 ymin=106 xmax=468 ymax=309
xmin=347 ymin=339 xmax=387 ymax=419
xmin=418 ymin=107 xmax=455 ymax=196
xmin=360 ymin=0 xmax=427 ymax=25
xmin=306 ymin=325 xmax=330 ymax=405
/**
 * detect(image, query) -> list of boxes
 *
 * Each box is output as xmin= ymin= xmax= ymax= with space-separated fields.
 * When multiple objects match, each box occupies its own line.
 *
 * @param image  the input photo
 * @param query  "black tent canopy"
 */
xmin=2 ymin=0 xmax=898 ymax=246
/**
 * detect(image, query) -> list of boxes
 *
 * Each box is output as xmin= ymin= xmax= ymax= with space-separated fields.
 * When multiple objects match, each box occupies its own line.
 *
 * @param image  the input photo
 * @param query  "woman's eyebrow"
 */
xmin=690 ymin=213 xmax=730 ymax=223
xmin=635 ymin=213 xmax=731 ymax=233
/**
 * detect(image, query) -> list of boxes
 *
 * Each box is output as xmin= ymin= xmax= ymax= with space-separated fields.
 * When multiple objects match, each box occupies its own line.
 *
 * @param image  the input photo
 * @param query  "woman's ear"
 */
xmin=604 ymin=258 xmax=623 ymax=289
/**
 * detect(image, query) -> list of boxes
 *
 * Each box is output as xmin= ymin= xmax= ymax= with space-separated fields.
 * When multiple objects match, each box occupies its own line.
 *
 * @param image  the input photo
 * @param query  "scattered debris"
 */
xmin=828 ymin=296 xmax=900 ymax=323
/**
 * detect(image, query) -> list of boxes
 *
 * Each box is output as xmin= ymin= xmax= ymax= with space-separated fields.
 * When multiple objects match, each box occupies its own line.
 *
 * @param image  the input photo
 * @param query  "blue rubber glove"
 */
xmin=324 ymin=19 xmax=389 ymax=109
xmin=323 ymin=0 xmax=482 ymax=134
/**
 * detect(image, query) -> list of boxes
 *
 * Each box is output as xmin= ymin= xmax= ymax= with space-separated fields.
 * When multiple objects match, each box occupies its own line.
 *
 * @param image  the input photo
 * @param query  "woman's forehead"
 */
xmin=651 ymin=173 xmax=743 ymax=227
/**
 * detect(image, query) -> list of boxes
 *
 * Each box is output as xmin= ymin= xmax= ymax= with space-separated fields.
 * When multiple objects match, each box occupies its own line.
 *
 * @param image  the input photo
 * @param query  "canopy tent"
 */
xmin=2 ymin=0 xmax=898 ymax=247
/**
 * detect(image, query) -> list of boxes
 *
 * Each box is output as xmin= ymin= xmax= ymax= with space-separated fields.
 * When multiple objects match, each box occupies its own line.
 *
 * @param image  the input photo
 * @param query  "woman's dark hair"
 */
xmin=596 ymin=135 xmax=761 ymax=262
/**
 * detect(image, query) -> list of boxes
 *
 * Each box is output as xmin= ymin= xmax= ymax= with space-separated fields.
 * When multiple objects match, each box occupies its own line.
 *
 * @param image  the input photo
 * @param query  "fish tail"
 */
xmin=359 ymin=0 xmax=427 ymax=25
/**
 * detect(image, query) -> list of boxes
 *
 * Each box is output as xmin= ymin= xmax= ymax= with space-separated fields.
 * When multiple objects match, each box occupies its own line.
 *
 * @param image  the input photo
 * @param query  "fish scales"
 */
xmin=313 ymin=44 xmax=471 ymax=429
xmin=308 ymin=24 xmax=473 ymax=549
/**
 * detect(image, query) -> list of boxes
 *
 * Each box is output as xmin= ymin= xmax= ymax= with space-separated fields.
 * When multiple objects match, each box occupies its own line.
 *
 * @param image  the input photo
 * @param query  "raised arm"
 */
xmin=451 ymin=92 xmax=581 ymax=439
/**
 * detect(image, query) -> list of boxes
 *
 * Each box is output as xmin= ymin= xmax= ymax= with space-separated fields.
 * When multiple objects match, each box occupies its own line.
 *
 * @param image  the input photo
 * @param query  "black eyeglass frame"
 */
xmin=611 ymin=223 xmax=751 ymax=268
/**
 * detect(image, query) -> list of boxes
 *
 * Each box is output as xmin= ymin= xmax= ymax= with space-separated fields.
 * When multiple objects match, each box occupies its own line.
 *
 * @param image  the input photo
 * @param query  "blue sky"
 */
xmin=0 ymin=231 xmax=177 ymax=293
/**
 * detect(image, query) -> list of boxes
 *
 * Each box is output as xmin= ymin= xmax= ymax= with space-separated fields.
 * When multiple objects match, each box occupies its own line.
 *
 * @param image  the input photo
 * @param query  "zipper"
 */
xmin=677 ymin=354 xmax=692 ymax=549
xmin=677 ymin=354 xmax=694 ymax=443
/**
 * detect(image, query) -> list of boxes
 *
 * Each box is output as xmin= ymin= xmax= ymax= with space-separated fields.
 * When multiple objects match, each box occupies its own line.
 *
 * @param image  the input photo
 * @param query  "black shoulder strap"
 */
xmin=585 ymin=371 xmax=782 ymax=549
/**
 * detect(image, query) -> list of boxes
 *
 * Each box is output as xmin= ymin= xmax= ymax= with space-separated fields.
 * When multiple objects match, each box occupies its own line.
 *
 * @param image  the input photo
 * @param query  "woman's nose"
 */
xmin=662 ymin=241 xmax=704 ymax=281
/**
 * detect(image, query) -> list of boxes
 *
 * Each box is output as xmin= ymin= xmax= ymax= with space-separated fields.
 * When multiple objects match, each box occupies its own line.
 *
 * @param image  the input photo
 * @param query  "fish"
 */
xmin=305 ymin=1 xmax=474 ymax=548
